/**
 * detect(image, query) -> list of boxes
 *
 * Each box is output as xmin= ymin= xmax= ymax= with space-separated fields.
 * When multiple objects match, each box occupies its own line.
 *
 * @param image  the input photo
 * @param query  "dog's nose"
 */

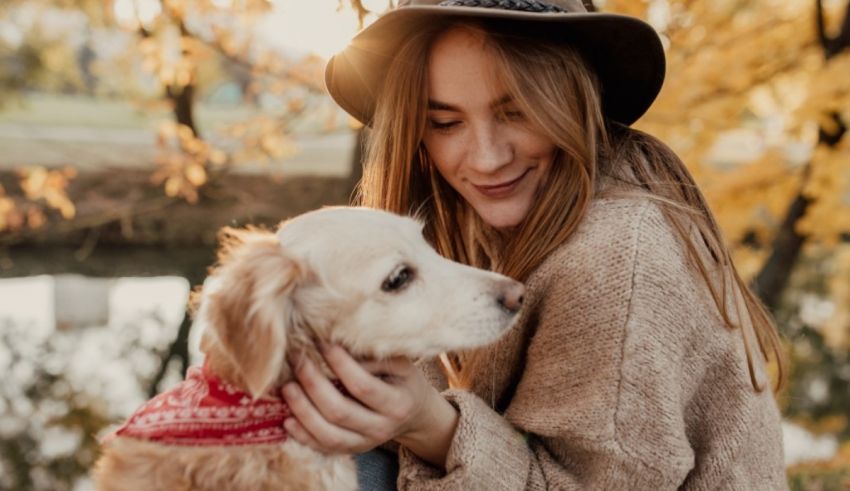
xmin=498 ymin=281 xmax=525 ymax=313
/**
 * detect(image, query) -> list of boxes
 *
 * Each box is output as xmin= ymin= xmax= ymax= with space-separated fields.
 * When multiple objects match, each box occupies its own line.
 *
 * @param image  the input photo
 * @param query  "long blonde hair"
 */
xmin=354 ymin=19 xmax=785 ymax=392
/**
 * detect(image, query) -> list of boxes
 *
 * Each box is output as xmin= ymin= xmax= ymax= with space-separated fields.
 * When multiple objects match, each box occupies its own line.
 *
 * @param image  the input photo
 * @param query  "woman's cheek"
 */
xmin=424 ymin=141 xmax=455 ymax=175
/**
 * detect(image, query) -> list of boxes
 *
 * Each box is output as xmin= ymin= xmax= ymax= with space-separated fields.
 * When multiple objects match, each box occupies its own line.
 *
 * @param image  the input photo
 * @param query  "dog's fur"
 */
xmin=93 ymin=207 xmax=524 ymax=491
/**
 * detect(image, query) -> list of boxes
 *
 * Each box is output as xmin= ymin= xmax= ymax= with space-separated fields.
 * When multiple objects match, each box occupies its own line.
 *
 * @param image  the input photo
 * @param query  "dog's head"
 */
xmin=197 ymin=207 xmax=524 ymax=398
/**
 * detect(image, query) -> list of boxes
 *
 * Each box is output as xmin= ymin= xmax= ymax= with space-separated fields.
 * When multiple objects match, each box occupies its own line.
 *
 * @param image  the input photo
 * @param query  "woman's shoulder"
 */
xmin=582 ymin=194 xmax=666 ymax=240
xmin=532 ymin=195 xmax=679 ymax=282
xmin=526 ymin=194 xmax=721 ymax=340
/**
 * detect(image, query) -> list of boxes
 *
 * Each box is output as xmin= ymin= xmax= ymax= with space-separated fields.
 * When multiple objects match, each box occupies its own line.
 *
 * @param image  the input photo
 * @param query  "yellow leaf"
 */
xmin=165 ymin=177 xmax=182 ymax=197
xmin=176 ymin=68 xmax=192 ymax=88
xmin=183 ymin=186 xmax=198 ymax=204
xmin=58 ymin=200 xmax=75 ymax=219
xmin=182 ymin=137 xmax=204 ymax=154
xmin=27 ymin=208 xmax=46 ymax=229
xmin=159 ymin=66 xmax=176 ymax=85
xmin=158 ymin=121 xmax=178 ymax=140
xmin=0 ymin=197 xmax=14 ymax=214
xmin=6 ymin=209 xmax=23 ymax=231
xmin=184 ymin=163 xmax=207 ymax=186
xmin=261 ymin=134 xmax=282 ymax=157
xmin=177 ymin=125 xmax=195 ymax=142
xmin=209 ymin=149 xmax=227 ymax=166
xmin=19 ymin=167 xmax=47 ymax=199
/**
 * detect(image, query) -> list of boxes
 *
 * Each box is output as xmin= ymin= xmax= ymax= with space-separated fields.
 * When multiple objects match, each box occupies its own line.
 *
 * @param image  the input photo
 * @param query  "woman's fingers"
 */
xmin=282 ymin=379 xmax=368 ymax=453
xmin=357 ymin=356 xmax=415 ymax=381
xmin=282 ymin=346 xmax=429 ymax=452
xmin=283 ymin=417 xmax=321 ymax=449
xmin=321 ymin=345 xmax=407 ymax=411
xmin=287 ymin=356 xmax=390 ymax=441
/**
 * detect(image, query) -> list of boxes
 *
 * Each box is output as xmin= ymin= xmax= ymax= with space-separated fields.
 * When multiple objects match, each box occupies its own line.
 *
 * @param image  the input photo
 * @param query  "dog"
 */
xmin=92 ymin=206 xmax=525 ymax=491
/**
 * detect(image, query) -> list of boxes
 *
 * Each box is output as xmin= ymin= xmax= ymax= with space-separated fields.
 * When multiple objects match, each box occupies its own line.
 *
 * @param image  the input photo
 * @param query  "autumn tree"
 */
xmin=0 ymin=0 xmax=381 ymax=393
xmin=604 ymin=0 xmax=850 ymax=479
xmin=0 ymin=2 xmax=384 ymax=489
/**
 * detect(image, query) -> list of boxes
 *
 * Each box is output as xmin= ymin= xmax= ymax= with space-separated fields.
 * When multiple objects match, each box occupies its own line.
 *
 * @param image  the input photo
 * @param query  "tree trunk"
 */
xmin=167 ymin=83 xmax=198 ymax=136
xmin=750 ymin=1 xmax=850 ymax=315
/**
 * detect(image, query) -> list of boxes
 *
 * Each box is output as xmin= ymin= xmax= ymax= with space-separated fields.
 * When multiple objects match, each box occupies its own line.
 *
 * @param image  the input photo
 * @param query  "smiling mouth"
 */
xmin=473 ymin=169 xmax=531 ymax=198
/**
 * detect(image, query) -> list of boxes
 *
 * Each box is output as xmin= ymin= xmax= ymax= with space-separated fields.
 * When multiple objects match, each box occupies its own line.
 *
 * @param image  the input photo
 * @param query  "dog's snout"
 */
xmin=498 ymin=281 xmax=525 ymax=314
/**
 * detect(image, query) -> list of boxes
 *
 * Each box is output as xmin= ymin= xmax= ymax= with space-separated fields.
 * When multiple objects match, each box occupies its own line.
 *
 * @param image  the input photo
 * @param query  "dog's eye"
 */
xmin=382 ymin=265 xmax=414 ymax=292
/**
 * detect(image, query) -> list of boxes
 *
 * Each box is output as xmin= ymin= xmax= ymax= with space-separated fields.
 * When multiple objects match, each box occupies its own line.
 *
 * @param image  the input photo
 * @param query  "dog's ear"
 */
xmin=206 ymin=229 xmax=304 ymax=398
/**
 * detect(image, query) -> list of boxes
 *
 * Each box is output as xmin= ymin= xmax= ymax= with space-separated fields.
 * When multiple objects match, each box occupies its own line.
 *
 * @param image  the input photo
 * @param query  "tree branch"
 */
xmin=751 ymin=111 xmax=847 ymax=315
xmin=148 ymin=311 xmax=195 ymax=397
xmin=751 ymin=191 xmax=811 ymax=314
xmin=0 ymin=168 xmax=352 ymax=276
xmin=816 ymin=0 xmax=850 ymax=58
xmin=816 ymin=0 xmax=829 ymax=50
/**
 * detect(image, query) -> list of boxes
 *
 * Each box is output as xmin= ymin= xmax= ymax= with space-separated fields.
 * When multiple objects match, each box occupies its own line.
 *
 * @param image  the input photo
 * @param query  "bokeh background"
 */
xmin=0 ymin=0 xmax=848 ymax=489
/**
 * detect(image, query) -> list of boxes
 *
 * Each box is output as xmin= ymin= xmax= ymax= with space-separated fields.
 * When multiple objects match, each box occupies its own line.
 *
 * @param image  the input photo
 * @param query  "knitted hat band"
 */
xmin=437 ymin=0 xmax=567 ymax=13
xmin=325 ymin=0 xmax=666 ymax=126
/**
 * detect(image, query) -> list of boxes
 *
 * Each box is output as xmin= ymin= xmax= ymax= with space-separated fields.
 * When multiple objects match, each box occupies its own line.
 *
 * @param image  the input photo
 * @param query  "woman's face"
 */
xmin=422 ymin=27 xmax=557 ymax=229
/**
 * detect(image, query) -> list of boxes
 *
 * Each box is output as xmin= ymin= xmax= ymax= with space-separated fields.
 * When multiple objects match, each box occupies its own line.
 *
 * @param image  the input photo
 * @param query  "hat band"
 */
xmin=437 ymin=0 xmax=567 ymax=13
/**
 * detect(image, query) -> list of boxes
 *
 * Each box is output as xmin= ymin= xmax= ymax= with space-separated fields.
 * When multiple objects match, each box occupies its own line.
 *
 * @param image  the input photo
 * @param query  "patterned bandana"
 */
xmin=112 ymin=364 xmax=291 ymax=446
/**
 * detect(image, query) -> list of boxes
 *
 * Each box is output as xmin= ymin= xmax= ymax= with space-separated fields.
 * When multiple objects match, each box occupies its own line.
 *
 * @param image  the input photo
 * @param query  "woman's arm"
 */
xmin=392 ymin=383 xmax=459 ymax=467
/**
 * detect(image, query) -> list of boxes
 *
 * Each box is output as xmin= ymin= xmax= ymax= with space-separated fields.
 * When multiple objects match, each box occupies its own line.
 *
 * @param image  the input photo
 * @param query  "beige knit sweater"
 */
xmin=396 ymin=197 xmax=787 ymax=490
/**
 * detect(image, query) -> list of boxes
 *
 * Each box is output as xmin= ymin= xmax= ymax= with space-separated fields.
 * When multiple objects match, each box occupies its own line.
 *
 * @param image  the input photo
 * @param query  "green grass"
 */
xmin=0 ymin=93 xmax=163 ymax=128
xmin=0 ymin=93 xmax=261 ymax=131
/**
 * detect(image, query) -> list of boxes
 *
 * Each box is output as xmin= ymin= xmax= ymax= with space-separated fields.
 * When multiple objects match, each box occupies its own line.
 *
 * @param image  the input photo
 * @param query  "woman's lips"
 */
xmin=473 ymin=169 xmax=531 ymax=198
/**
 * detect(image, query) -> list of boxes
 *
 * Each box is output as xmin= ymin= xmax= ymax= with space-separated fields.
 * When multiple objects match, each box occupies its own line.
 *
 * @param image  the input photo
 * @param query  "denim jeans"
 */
xmin=354 ymin=447 xmax=399 ymax=490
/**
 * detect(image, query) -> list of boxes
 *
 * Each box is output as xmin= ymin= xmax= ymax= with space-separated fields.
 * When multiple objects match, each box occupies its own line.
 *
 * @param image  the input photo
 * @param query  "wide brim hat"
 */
xmin=325 ymin=0 xmax=665 ymax=127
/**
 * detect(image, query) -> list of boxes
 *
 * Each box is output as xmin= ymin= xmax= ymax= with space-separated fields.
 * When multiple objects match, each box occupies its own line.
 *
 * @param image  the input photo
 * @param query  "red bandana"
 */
xmin=113 ymin=364 xmax=290 ymax=446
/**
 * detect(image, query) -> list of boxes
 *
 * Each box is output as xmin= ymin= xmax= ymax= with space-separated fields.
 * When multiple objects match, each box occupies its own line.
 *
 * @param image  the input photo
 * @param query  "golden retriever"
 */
xmin=92 ymin=206 xmax=524 ymax=491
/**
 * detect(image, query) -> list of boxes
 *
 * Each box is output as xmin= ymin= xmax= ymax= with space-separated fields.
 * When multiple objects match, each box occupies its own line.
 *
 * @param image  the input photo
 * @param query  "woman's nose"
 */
xmin=468 ymin=122 xmax=513 ymax=173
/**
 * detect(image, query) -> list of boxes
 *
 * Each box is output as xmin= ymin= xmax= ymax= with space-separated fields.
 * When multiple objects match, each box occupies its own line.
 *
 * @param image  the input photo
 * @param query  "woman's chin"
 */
xmin=477 ymin=209 xmax=525 ymax=230
xmin=467 ymin=185 xmax=536 ymax=230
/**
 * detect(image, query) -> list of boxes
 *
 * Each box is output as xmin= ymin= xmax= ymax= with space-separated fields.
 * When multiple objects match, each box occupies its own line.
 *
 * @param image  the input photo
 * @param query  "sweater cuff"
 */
xmin=397 ymin=389 xmax=530 ymax=490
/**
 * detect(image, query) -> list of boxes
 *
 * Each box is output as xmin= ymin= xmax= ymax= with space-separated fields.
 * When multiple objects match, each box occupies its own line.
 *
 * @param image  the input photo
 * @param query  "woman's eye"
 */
xmin=428 ymin=119 xmax=459 ymax=132
xmin=501 ymin=110 xmax=525 ymax=121
xmin=382 ymin=265 xmax=414 ymax=292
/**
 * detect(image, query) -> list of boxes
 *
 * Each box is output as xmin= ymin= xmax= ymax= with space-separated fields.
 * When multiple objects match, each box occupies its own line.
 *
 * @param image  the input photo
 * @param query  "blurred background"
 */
xmin=0 ymin=0 xmax=848 ymax=489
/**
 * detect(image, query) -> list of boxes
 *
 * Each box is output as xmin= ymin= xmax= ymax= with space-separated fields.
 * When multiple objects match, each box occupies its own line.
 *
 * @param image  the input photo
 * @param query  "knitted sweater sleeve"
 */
xmin=397 ymin=201 xmax=700 ymax=490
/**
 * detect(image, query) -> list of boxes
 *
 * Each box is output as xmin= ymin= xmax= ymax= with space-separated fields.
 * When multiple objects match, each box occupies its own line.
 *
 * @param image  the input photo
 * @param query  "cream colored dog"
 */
xmin=93 ymin=207 xmax=524 ymax=491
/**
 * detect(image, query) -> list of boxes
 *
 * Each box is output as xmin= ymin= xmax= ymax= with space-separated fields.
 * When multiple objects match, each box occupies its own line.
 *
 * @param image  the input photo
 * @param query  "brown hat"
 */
xmin=325 ymin=0 xmax=665 ymax=127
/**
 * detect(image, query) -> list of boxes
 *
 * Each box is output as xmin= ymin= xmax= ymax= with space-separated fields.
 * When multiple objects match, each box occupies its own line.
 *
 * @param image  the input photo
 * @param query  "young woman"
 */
xmin=280 ymin=0 xmax=788 ymax=488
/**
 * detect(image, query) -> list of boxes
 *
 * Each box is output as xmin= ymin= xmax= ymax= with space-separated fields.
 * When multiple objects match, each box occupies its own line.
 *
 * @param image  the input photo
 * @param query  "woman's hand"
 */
xmin=281 ymin=344 xmax=459 ymax=467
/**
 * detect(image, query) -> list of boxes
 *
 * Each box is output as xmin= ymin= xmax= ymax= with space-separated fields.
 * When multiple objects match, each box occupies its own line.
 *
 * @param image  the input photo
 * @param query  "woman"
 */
xmin=280 ymin=0 xmax=788 ymax=488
